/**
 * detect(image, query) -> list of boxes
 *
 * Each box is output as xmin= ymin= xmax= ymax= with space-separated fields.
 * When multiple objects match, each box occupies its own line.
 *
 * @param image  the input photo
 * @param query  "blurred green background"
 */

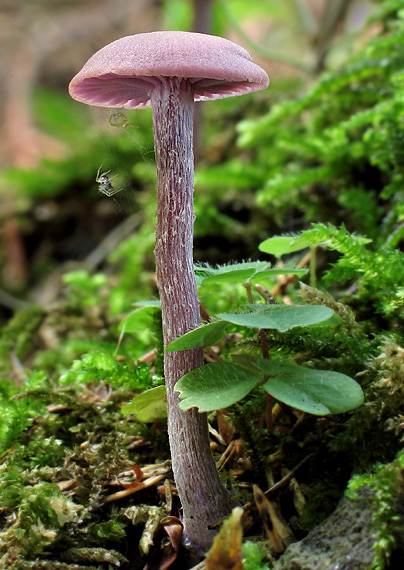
xmin=0 ymin=0 xmax=376 ymax=320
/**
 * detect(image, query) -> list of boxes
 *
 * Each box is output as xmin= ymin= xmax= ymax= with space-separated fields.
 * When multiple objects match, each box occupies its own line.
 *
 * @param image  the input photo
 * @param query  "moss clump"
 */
xmin=347 ymin=450 xmax=404 ymax=569
xmin=0 ymin=481 xmax=83 ymax=561
xmin=0 ymin=375 xmax=170 ymax=569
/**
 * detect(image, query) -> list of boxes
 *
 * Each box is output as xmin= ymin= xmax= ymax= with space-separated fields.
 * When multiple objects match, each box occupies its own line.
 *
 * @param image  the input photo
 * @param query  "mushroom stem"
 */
xmin=151 ymin=77 xmax=233 ymax=553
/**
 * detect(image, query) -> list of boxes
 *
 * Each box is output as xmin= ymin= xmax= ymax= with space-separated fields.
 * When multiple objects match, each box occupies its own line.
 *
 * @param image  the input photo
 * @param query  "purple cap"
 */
xmin=69 ymin=31 xmax=269 ymax=109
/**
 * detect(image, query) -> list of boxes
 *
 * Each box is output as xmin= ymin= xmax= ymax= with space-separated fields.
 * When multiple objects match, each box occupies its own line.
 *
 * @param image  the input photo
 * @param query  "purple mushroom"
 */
xmin=69 ymin=31 xmax=268 ymax=554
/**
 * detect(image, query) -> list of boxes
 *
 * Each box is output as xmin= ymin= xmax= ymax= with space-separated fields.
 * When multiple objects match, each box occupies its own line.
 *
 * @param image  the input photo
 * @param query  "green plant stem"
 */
xmin=310 ymin=245 xmax=317 ymax=288
xmin=258 ymin=328 xmax=273 ymax=431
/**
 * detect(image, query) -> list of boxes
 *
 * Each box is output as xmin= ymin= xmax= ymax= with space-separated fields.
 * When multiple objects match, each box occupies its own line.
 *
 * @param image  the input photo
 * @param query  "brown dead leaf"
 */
xmin=143 ymin=516 xmax=183 ymax=570
xmin=253 ymin=485 xmax=295 ymax=554
xmin=217 ymin=410 xmax=235 ymax=445
xmin=205 ymin=507 xmax=245 ymax=570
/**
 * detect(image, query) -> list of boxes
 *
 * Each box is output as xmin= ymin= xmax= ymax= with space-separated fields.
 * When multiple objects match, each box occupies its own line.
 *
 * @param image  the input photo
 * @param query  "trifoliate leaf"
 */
xmin=217 ymin=305 xmax=334 ymax=332
xmin=121 ymin=385 xmax=167 ymax=422
xmin=166 ymin=321 xmax=229 ymax=352
xmin=195 ymin=261 xmax=307 ymax=286
xmin=256 ymin=359 xmax=364 ymax=415
xmin=175 ymin=362 xmax=259 ymax=412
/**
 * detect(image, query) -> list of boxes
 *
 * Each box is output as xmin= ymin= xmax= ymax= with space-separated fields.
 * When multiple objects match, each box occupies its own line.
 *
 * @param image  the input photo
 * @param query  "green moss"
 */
xmin=0 ymin=374 xmax=169 ymax=568
xmin=0 ymin=481 xmax=83 ymax=558
xmin=60 ymin=348 xmax=158 ymax=392
xmin=347 ymin=450 xmax=404 ymax=569
xmin=242 ymin=540 xmax=271 ymax=570
xmin=0 ymin=305 xmax=45 ymax=375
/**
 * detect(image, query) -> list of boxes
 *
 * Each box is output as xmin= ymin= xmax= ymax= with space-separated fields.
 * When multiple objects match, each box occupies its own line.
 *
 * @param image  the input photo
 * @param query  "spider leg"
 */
xmin=102 ymin=185 xmax=123 ymax=197
xmin=96 ymin=160 xmax=105 ymax=181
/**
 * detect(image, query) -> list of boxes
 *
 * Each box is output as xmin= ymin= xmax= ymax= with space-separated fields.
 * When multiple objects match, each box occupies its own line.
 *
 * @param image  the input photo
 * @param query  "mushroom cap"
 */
xmin=69 ymin=31 xmax=269 ymax=109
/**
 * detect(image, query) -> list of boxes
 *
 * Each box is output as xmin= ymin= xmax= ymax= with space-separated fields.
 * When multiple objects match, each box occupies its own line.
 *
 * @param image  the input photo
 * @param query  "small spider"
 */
xmin=95 ymin=163 xmax=122 ymax=197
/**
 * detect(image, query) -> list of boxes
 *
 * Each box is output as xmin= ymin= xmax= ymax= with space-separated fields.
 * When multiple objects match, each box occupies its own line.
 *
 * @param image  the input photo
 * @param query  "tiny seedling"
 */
xmin=123 ymin=256 xmax=363 ymax=422
xmin=169 ymin=259 xmax=363 ymax=416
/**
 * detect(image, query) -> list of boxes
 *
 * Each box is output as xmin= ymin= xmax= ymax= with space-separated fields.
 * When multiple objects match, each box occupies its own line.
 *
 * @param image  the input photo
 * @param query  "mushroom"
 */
xmin=69 ymin=31 xmax=268 ymax=555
